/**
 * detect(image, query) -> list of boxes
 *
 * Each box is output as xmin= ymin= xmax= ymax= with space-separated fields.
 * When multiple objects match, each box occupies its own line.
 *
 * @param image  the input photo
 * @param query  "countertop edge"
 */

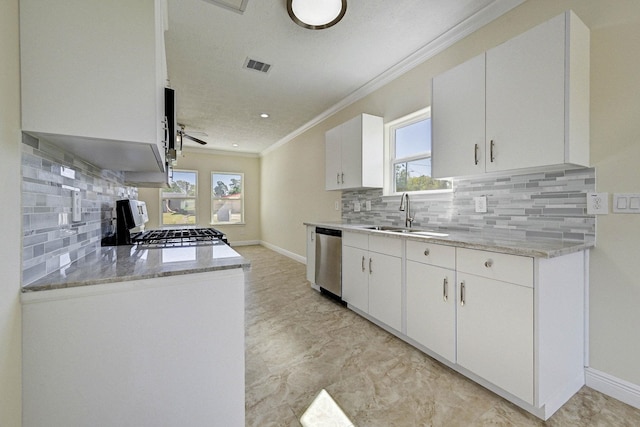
xmin=304 ymin=222 xmax=594 ymax=258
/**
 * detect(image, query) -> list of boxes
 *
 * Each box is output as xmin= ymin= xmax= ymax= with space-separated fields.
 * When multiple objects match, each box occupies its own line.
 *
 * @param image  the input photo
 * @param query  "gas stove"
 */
xmin=132 ymin=227 xmax=228 ymax=248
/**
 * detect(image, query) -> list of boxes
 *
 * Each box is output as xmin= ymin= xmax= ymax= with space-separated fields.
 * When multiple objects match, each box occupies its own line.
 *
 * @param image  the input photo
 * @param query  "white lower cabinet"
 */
xmin=306 ymin=226 xmax=316 ymax=284
xmin=457 ymin=272 xmax=534 ymax=404
xmin=406 ymin=241 xmax=456 ymax=363
xmin=342 ymin=232 xmax=402 ymax=331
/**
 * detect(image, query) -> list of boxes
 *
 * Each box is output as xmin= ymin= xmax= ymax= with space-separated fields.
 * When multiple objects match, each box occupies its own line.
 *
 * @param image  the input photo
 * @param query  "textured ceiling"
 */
xmin=166 ymin=0 xmax=524 ymax=154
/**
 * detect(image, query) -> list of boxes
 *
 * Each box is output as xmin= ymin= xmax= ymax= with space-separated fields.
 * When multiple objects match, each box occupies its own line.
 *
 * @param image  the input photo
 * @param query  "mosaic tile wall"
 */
xmin=342 ymin=167 xmax=596 ymax=242
xmin=21 ymin=134 xmax=137 ymax=285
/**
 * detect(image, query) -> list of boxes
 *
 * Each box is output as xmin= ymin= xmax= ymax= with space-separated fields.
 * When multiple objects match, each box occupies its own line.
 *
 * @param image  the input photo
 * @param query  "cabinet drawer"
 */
xmin=343 ymin=231 xmax=368 ymax=249
xmin=457 ymin=248 xmax=533 ymax=288
xmin=406 ymin=240 xmax=455 ymax=269
xmin=369 ymin=235 xmax=402 ymax=257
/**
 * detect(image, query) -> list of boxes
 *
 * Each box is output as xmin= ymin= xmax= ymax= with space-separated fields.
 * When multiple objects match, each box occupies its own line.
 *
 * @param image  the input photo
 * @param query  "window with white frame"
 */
xmin=161 ymin=170 xmax=198 ymax=226
xmin=388 ymin=108 xmax=451 ymax=194
xmin=211 ymin=172 xmax=244 ymax=225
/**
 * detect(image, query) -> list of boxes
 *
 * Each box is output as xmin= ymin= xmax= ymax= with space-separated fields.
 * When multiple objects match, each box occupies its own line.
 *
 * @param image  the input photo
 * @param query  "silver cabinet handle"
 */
xmin=443 ymin=277 xmax=448 ymax=302
xmin=484 ymin=259 xmax=493 ymax=268
xmin=474 ymin=143 xmax=479 ymax=165
xmin=341 ymin=172 xmax=345 ymax=184
xmin=460 ymin=281 xmax=465 ymax=307
xmin=311 ymin=231 xmax=314 ymax=241
xmin=337 ymin=173 xmax=340 ymax=184
xmin=369 ymin=257 xmax=372 ymax=274
xmin=361 ymin=256 xmax=365 ymax=272
xmin=424 ymin=248 xmax=430 ymax=256
xmin=490 ymin=140 xmax=495 ymax=162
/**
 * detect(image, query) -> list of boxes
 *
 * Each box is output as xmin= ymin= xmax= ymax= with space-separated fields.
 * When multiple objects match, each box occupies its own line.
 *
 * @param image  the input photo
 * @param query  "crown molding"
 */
xmin=260 ymin=0 xmax=525 ymax=157
xmin=181 ymin=146 xmax=260 ymax=158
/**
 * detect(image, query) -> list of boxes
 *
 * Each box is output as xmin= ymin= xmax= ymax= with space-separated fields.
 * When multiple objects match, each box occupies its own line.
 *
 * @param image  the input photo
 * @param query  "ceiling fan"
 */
xmin=177 ymin=124 xmax=208 ymax=146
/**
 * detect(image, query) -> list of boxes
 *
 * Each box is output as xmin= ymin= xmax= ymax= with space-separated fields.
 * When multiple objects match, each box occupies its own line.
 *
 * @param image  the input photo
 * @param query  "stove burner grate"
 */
xmin=132 ymin=227 xmax=228 ymax=248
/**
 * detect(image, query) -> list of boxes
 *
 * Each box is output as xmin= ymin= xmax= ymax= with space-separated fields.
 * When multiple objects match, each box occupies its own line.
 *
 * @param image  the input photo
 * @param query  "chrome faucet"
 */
xmin=399 ymin=193 xmax=414 ymax=228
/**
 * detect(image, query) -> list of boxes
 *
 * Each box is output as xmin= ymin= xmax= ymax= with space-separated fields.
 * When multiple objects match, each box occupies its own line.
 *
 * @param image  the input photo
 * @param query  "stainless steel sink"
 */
xmin=363 ymin=226 xmax=449 ymax=237
xmin=363 ymin=226 xmax=406 ymax=232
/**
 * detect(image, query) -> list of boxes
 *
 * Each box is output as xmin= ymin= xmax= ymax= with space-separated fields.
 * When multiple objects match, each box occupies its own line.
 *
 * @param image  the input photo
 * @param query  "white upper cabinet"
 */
xmin=432 ymin=11 xmax=590 ymax=179
xmin=20 ymin=0 xmax=168 ymax=172
xmin=325 ymin=114 xmax=383 ymax=191
xmin=432 ymin=54 xmax=486 ymax=178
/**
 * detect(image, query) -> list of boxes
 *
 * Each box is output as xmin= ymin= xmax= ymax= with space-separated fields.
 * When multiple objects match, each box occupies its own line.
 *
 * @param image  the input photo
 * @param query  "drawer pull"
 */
xmin=361 ymin=256 xmax=365 ymax=272
xmin=484 ymin=259 xmax=493 ymax=268
xmin=443 ymin=277 xmax=448 ymax=302
xmin=460 ymin=281 xmax=466 ymax=307
xmin=424 ymin=249 xmax=430 ymax=256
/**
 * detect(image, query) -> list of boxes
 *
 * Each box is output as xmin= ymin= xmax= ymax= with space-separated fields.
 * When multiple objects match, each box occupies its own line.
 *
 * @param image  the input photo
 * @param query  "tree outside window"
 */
xmin=211 ymin=172 xmax=244 ymax=224
xmin=161 ymin=170 xmax=197 ymax=226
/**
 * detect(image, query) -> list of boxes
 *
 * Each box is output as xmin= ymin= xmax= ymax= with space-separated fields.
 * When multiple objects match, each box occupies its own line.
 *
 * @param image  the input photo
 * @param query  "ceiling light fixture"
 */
xmin=287 ymin=0 xmax=347 ymax=30
xmin=232 ymin=143 xmax=239 ymax=147
xmin=260 ymin=113 xmax=270 ymax=118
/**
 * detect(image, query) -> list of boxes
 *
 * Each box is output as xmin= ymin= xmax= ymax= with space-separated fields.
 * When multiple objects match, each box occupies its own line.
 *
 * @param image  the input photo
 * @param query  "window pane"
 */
xmin=394 ymin=118 xmax=431 ymax=159
xmin=212 ymin=173 xmax=243 ymax=224
xmin=163 ymin=171 xmax=197 ymax=196
xmin=395 ymin=158 xmax=451 ymax=192
xmin=162 ymin=198 xmax=197 ymax=225
xmin=161 ymin=170 xmax=197 ymax=226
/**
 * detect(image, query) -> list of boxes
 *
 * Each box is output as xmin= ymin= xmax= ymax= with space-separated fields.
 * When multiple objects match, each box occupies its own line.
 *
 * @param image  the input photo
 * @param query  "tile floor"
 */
xmin=237 ymin=245 xmax=640 ymax=426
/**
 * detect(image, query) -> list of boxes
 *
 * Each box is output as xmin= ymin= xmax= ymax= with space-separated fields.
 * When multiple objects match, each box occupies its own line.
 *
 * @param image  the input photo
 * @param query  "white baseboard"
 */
xmin=586 ymin=367 xmax=640 ymax=410
xmin=259 ymin=241 xmax=306 ymax=264
xmin=228 ymin=240 xmax=261 ymax=247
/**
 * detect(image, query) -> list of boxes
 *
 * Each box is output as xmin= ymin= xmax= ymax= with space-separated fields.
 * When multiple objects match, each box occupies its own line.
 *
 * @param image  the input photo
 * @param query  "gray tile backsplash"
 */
xmin=21 ymin=134 xmax=137 ymax=285
xmin=342 ymin=167 xmax=596 ymax=242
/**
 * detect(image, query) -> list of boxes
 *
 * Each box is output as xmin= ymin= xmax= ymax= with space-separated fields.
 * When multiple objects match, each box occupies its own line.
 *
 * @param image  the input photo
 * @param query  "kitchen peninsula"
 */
xmin=21 ymin=244 xmax=249 ymax=427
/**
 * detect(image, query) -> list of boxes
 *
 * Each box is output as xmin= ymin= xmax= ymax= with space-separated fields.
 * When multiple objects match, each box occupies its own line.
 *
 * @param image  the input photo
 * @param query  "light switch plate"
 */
xmin=474 ymin=196 xmax=487 ymax=213
xmin=613 ymin=193 xmax=640 ymax=213
xmin=587 ymin=192 xmax=609 ymax=215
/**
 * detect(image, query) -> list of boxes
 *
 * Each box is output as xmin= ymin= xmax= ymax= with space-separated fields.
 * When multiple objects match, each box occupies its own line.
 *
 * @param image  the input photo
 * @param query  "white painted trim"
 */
xmin=228 ymin=240 xmax=261 ymax=247
xmin=585 ymin=368 xmax=640 ymax=410
xmin=182 ymin=146 xmax=260 ymax=158
xmin=260 ymin=0 xmax=526 ymax=157
xmin=260 ymin=240 xmax=306 ymax=264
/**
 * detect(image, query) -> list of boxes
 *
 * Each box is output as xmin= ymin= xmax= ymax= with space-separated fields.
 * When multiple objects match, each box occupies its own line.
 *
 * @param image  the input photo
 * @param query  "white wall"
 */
xmin=0 ymin=0 xmax=23 ymax=425
xmin=260 ymin=0 xmax=640 ymax=391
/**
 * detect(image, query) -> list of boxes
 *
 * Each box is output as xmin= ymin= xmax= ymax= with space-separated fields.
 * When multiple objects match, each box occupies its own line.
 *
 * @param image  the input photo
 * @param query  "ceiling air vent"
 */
xmin=244 ymin=57 xmax=272 ymax=74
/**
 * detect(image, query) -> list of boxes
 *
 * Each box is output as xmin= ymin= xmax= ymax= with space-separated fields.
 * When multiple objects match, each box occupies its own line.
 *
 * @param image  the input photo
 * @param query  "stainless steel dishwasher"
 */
xmin=315 ymin=227 xmax=342 ymax=299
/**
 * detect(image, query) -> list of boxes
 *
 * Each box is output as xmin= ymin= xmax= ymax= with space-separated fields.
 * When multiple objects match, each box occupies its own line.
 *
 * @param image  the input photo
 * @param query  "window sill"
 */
xmin=381 ymin=190 xmax=453 ymax=202
xmin=209 ymin=222 xmax=246 ymax=226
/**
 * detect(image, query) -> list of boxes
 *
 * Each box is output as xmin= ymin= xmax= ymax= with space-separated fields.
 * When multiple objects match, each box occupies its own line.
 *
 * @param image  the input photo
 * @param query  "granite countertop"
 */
xmin=305 ymin=221 xmax=594 ymax=258
xmin=23 ymin=244 xmax=251 ymax=292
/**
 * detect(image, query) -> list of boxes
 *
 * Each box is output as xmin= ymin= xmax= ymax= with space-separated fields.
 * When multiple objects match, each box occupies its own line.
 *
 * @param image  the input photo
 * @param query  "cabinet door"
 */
xmin=306 ymin=226 xmax=316 ymax=283
xmin=432 ymin=54 xmax=486 ymax=178
xmin=406 ymin=261 xmax=456 ymax=362
xmin=486 ymin=13 xmax=566 ymax=172
xmin=339 ymin=115 xmax=364 ymax=189
xmin=368 ymin=253 xmax=402 ymax=331
xmin=325 ymin=126 xmax=342 ymax=190
xmin=342 ymin=245 xmax=369 ymax=313
xmin=457 ymin=272 xmax=534 ymax=404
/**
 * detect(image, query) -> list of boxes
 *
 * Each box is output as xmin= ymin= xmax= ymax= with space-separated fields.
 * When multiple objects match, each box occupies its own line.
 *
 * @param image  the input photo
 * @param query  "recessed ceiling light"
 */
xmin=260 ymin=113 xmax=270 ymax=118
xmin=232 ymin=143 xmax=239 ymax=147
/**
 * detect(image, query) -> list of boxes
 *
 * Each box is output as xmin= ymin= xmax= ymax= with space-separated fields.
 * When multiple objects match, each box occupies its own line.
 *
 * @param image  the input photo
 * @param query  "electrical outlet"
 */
xmin=587 ymin=192 xmax=608 ymax=215
xmin=334 ymin=200 xmax=340 ymax=211
xmin=354 ymin=201 xmax=361 ymax=212
xmin=474 ymin=196 xmax=487 ymax=213
xmin=365 ymin=200 xmax=371 ymax=211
